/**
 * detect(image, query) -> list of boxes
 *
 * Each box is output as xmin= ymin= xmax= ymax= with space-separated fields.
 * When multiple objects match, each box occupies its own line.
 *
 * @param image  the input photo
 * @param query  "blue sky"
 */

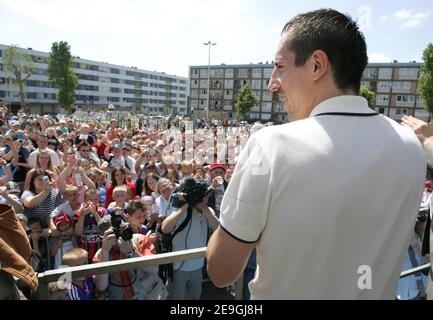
xmin=0 ymin=0 xmax=432 ymax=77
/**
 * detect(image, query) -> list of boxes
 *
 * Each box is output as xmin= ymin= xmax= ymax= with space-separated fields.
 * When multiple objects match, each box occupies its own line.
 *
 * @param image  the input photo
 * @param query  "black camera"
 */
xmin=110 ymin=209 xmax=133 ymax=241
xmin=171 ymin=176 xmax=210 ymax=208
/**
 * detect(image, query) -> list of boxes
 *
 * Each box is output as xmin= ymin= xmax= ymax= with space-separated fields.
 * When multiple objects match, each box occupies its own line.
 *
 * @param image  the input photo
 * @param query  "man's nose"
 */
xmin=268 ymin=72 xmax=280 ymax=92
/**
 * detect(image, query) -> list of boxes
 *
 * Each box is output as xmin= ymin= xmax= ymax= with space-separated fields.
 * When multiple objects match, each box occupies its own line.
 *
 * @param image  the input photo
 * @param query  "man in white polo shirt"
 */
xmin=206 ymin=9 xmax=426 ymax=299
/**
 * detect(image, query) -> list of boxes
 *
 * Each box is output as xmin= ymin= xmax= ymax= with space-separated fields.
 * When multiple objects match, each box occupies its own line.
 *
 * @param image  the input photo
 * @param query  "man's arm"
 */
xmin=401 ymin=115 xmax=433 ymax=168
xmin=161 ymin=203 xmax=189 ymax=234
xmin=206 ymin=226 xmax=255 ymax=288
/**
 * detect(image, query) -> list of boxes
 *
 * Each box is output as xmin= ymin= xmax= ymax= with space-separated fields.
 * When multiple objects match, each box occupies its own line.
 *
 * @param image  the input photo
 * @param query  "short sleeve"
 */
xmin=21 ymin=190 xmax=34 ymax=203
xmin=220 ymin=135 xmax=272 ymax=243
xmin=51 ymin=204 xmax=62 ymax=218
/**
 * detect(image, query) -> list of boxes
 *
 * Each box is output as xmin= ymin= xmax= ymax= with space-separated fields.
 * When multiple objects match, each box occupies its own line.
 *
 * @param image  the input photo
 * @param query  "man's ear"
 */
xmin=310 ymin=49 xmax=330 ymax=81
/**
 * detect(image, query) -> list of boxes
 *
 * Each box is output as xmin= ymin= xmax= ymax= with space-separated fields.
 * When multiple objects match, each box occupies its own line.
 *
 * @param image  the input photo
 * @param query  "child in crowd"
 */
xmin=51 ymin=213 xmax=77 ymax=269
xmin=124 ymin=200 xmax=156 ymax=243
xmin=93 ymin=169 xmax=107 ymax=205
xmin=62 ymin=248 xmax=96 ymax=300
xmin=49 ymin=185 xmax=82 ymax=233
xmin=74 ymin=188 xmax=107 ymax=263
xmin=107 ymin=186 xmax=129 ymax=210
xmin=141 ymin=195 xmax=159 ymax=231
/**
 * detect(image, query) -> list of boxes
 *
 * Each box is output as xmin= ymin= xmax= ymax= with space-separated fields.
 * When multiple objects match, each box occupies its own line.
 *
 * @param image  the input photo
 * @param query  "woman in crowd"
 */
xmin=105 ymin=167 xmax=136 ymax=207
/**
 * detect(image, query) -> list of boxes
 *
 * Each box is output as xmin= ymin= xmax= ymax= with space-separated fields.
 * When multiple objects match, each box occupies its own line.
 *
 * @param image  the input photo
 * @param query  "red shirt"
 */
xmin=105 ymin=181 xmax=137 ymax=207
xmin=94 ymin=142 xmax=108 ymax=159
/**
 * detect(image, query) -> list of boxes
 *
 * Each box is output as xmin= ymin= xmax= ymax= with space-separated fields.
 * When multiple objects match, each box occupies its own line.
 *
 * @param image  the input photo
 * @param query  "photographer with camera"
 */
xmin=93 ymin=206 xmax=166 ymax=300
xmin=161 ymin=177 xmax=219 ymax=300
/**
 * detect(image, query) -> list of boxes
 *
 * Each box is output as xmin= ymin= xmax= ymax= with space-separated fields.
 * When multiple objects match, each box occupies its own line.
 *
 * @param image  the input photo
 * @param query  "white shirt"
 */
xmin=51 ymin=202 xmax=82 ymax=219
xmin=155 ymin=195 xmax=172 ymax=218
xmin=29 ymin=148 xmax=61 ymax=168
xmin=220 ymin=96 xmax=426 ymax=300
xmin=172 ymin=207 xmax=215 ymax=272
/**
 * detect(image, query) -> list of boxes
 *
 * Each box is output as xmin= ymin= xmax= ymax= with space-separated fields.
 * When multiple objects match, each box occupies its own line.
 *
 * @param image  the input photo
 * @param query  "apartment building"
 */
xmin=189 ymin=61 xmax=428 ymax=123
xmin=0 ymin=44 xmax=188 ymax=115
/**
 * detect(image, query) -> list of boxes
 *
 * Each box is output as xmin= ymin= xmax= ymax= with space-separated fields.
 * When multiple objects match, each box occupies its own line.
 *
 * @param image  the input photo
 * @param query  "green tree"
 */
xmin=3 ymin=45 xmax=36 ymax=111
xmin=48 ymin=41 xmax=78 ymax=112
xmin=418 ymin=43 xmax=433 ymax=115
xmin=360 ymin=86 xmax=376 ymax=109
xmin=234 ymin=84 xmax=258 ymax=120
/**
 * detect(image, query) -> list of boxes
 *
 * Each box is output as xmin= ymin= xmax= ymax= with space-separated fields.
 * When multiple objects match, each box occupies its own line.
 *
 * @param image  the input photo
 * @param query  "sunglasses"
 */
xmin=123 ymin=148 xmax=131 ymax=152
xmin=81 ymin=149 xmax=90 ymax=152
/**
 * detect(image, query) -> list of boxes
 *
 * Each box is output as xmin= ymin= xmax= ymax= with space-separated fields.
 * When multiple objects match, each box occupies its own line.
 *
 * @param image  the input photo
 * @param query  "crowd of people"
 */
xmin=1 ymin=8 xmax=432 ymax=301
xmin=0 ymin=107 xmax=262 ymax=300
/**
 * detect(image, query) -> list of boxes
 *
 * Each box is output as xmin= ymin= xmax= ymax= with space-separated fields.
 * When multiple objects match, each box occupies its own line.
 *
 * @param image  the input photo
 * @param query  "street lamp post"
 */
xmin=204 ymin=41 xmax=216 ymax=120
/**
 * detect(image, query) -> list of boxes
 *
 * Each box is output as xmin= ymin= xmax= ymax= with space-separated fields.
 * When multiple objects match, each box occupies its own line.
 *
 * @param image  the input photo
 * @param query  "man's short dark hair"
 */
xmin=282 ymin=8 xmax=368 ymax=93
xmin=125 ymin=200 xmax=145 ymax=215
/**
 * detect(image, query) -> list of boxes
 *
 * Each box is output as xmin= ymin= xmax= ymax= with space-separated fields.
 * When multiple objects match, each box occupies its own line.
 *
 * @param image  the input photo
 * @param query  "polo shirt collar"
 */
xmin=309 ymin=95 xmax=371 ymax=118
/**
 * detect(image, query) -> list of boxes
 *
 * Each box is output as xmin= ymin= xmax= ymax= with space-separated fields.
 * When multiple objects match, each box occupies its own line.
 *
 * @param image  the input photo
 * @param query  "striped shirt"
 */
xmin=66 ymin=278 xmax=95 ymax=300
xmin=21 ymin=189 xmax=63 ymax=228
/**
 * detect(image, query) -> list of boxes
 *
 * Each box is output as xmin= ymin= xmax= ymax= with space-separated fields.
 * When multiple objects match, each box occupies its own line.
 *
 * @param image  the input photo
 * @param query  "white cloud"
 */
xmin=369 ymin=53 xmax=391 ymax=63
xmin=391 ymin=9 xmax=432 ymax=29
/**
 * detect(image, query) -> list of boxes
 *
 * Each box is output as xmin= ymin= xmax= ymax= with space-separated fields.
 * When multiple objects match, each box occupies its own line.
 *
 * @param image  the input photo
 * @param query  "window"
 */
xmin=199 ymin=80 xmax=208 ymax=88
xmin=376 ymin=94 xmax=389 ymax=104
xmin=224 ymin=79 xmax=233 ymax=89
xmin=378 ymin=68 xmax=392 ymax=78
xmin=396 ymin=95 xmax=415 ymax=102
xmin=200 ymin=69 xmax=208 ymax=77
xmin=378 ymin=81 xmax=392 ymax=90
xmin=378 ymin=108 xmax=385 ymax=114
xmin=225 ymin=69 xmax=234 ymax=78
xmin=399 ymin=68 xmax=418 ymax=77
xmin=393 ymin=81 xmax=411 ymax=90
xmin=237 ymin=69 xmax=248 ymax=78
xmin=251 ymin=80 xmax=262 ymax=90
xmin=263 ymin=68 xmax=273 ymax=78
xmin=252 ymin=68 xmax=262 ymax=77
xmin=363 ymin=68 xmax=377 ymax=79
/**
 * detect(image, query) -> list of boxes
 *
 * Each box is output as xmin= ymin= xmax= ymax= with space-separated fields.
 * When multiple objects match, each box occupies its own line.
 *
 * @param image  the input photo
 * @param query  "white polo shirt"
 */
xmin=220 ymin=96 xmax=426 ymax=300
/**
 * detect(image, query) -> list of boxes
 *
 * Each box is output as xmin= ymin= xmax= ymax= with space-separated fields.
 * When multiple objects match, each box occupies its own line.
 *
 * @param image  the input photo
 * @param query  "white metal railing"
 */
xmin=36 ymin=247 xmax=243 ymax=300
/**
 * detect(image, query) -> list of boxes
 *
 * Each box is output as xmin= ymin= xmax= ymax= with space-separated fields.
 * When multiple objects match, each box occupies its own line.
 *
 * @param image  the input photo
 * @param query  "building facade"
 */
xmin=0 ymin=44 xmax=188 ymax=115
xmin=189 ymin=61 xmax=428 ymax=123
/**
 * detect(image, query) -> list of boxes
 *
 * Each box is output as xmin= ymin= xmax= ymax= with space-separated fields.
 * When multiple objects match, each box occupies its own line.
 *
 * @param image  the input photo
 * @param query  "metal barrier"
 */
xmin=38 ymin=244 xmax=430 ymax=300
xmin=400 ymin=263 xmax=430 ymax=279
xmin=37 ymin=247 xmax=244 ymax=300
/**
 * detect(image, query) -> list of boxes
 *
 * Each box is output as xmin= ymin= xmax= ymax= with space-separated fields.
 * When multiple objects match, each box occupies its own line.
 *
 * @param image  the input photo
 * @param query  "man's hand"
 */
xmin=401 ymin=115 xmax=433 ymax=145
xmin=81 ymin=202 xmax=95 ymax=216
xmin=101 ymin=228 xmax=117 ymax=253
xmin=0 ymin=186 xmax=7 ymax=197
